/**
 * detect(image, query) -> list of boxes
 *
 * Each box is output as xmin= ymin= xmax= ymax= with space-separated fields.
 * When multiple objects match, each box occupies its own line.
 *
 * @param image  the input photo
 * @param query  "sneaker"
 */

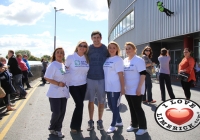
xmin=115 ymin=122 xmax=123 ymax=127
xmin=136 ymin=129 xmax=147 ymax=135
xmin=106 ymin=126 xmax=116 ymax=133
xmin=56 ymin=131 xmax=65 ymax=138
xmin=127 ymin=126 xmax=138 ymax=132
xmin=97 ymin=120 xmax=104 ymax=130
xmin=49 ymin=130 xmax=57 ymax=135
xmin=87 ymin=120 xmax=94 ymax=131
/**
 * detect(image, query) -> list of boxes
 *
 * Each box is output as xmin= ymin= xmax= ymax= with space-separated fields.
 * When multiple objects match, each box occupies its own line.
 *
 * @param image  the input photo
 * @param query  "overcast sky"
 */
xmin=0 ymin=0 xmax=108 ymax=58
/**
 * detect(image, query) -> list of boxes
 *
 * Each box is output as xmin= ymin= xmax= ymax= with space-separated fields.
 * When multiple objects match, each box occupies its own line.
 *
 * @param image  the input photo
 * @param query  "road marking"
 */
xmin=0 ymin=81 xmax=40 ymax=139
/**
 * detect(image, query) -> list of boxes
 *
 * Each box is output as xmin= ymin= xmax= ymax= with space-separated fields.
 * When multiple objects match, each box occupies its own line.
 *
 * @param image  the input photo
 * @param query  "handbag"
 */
xmin=28 ymin=71 xmax=33 ymax=77
xmin=178 ymin=72 xmax=190 ymax=82
xmin=0 ymin=87 xmax=6 ymax=98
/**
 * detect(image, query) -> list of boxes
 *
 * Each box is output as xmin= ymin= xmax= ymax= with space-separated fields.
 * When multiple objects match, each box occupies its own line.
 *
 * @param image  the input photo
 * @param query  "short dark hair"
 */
xmin=91 ymin=30 xmax=102 ymax=38
xmin=8 ymin=50 xmax=14 ymax=54
xmin=161 ymin=48 xmax=167 ymax=56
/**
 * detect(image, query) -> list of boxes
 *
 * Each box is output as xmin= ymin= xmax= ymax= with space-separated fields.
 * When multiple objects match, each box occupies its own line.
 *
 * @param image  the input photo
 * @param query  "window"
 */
xmin=130 ymin=11 xmax=134 ymax=28
xmin=122 ymin=18 xmax=126 ymax=33
xmin=126 ymin=13 xmax=131 ymax=30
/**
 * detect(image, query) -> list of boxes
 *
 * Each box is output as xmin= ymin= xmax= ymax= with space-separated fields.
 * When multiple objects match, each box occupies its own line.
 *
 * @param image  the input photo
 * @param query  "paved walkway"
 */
xmin=0 ymin=78 xmax=199 ymax=140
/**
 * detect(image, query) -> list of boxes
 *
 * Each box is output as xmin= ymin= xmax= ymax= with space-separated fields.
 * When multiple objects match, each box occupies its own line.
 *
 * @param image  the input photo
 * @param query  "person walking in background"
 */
xmin=194 ymin=58 xmax=200 ymax=86
xmin=41 ymin=58 xmax=48 ymax=84
xmin=0 ymin=62 xmax=16 ymax=111
xmin=44 ymin=47 xmax=70 ymax=138
xmin=7 ymin=50 xmax=27 ymax=98
xmin=141 ymin=46 xmax=156 ymax=103
xmin=158 ymin=48 xmax=175 ymax=101
xmin=103 ymin=41 xmax=124 ymax=133
xmin=65 ymin=41 xmax=89 ymax=134
xmin=124 ymin=42 xmax=148 ymax=135
xmin=84 ymin=31 xmax=109 ymax=131
xmin=178 ymin=48 xmax=196 ymax=100
xmin=16 ymin=54 xmax=31 ymax=90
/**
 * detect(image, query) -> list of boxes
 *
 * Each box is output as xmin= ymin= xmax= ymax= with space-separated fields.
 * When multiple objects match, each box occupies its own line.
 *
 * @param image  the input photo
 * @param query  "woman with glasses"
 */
xmin=65 ymin=41 xmax=89 ymax=134
xmin=178 ymin=48 xmax=196 ymax=100
xmin=141 ymin=46 xmax=156 ymax=103
xmin=124 ymin=42 xmax=147 ymax=135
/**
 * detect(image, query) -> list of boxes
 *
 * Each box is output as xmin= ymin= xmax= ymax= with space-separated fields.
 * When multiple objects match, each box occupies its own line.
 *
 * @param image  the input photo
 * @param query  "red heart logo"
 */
xmin=165 ymin=108 xmax=193 ymax=125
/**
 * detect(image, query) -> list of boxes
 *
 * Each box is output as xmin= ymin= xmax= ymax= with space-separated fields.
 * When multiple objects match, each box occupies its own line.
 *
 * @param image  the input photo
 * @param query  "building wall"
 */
xmin=108 ymin=0 xmax=200 ymax=48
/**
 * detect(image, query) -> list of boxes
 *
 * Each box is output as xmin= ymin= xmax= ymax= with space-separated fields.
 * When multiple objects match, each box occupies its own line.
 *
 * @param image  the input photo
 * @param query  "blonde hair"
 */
xmin=74 ymin=40 xmax=89 ymax=63
xmin=16 ymin=53 xmax=22 ymax=58
xmin=125 ymin=42 xmax=137 ymax=52
xmin=108 ymin=41 xmax=121 ymax=56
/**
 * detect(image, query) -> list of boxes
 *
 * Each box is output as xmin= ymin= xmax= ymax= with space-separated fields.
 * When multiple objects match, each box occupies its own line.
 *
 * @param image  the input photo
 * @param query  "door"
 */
xmin=169 ymin=49 xmax=182 ymax=74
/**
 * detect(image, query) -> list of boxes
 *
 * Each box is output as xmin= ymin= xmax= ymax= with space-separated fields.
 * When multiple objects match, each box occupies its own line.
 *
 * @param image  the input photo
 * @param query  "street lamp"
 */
xmin=54 ymin=7 xmax=64 ymax=50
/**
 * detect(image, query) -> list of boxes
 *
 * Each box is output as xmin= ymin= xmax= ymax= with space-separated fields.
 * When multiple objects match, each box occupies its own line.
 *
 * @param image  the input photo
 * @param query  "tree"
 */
xmin=29 ymin=55 xmax=41 ymax=61
xmin=15 ymin=50 xmax=31 ymax=58
xmin=41 ymin=55 xmax=51 ymax=61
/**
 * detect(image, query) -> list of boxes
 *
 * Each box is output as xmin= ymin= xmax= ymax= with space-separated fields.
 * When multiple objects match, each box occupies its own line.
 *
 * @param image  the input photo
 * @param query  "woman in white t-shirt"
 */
xmin=103 ymin=41 xmax=125 ymax=133
xmin=65 ymin=41 xmax=89 ymax=134
xmin=44 ymin=47 xmax=70 ymax=138
xmin=124 ymin=42 xmax=148 ymax=135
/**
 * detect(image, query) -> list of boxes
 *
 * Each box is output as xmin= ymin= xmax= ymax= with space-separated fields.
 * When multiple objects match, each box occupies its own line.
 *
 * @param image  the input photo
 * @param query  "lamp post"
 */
xmin=54 ymin=7 xmax=64 ymax=50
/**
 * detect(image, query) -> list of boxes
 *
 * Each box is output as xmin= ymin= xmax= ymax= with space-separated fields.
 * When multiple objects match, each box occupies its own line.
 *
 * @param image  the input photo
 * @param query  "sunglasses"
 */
xmin=79 ymin=44 xmax=87 ymax=48
xmin=145 ymin=50 xmax=151 ymax=52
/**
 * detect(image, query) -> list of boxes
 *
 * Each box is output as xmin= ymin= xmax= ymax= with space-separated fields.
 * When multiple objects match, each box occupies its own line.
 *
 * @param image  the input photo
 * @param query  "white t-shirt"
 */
xmin=103 ymin=56 xmax=124 ymax=92
xmin=124 ymin=55 xmax=146 ymax=95
xmin=44 ymin=61 xmax=70 ymax=98
xmin=65 ymin=52 xmax=89 ymax=86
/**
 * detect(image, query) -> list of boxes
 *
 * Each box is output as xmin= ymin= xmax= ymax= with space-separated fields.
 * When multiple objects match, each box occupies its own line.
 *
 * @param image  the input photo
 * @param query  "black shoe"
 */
xmin=97 ymin=120 xmax=104 ymax=130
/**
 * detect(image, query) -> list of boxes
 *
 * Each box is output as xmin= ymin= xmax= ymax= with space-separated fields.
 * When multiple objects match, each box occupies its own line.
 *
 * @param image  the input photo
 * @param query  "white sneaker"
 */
xmin=115 ymin=122 xmax=123 ymax=127
xmin=106 ymin=126 xmax=116 ymax=133
xmin=49 ymin=130 xmax=57 ymax=135
xmin=136 ymin=129 xmax=147 ymax=135
xmin=126 ymin=126 xmax=138 ymax=132
xmin=56 ymin=131 xmax=65 ymax=138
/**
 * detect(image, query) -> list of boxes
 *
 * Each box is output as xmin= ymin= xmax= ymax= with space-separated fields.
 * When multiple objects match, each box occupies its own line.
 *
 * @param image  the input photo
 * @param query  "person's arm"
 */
xmin=118 ymin=72 xmax=125 ymax=95
xmin=167 ymin=50 xmax=170 ymax=56
xmin=136 ymin=73 xmax=146 ymax=96
xmin=44 ymin=78 xmax=65 ymax=87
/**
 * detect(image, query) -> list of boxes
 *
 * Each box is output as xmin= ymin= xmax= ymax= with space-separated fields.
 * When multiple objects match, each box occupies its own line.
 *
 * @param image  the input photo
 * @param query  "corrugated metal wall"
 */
xmin=108 ymin=0 xmax=200 ymax=48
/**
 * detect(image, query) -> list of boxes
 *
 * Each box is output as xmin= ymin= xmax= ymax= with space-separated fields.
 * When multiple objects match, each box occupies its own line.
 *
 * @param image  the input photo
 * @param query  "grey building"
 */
xmin=107 ymin=0 xmax=200 ymax=75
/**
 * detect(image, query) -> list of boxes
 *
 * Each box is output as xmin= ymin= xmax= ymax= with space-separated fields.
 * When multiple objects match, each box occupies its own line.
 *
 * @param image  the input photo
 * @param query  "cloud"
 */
xmin=33 ymin=31 xmax=51 ymax=37
xmin=50 ymin=0 xmax=108 ymax=21
xmin=0 ymin=0 xmax=50 ymax=25
xmin=0 ymin=33 xmax=74 ymax=57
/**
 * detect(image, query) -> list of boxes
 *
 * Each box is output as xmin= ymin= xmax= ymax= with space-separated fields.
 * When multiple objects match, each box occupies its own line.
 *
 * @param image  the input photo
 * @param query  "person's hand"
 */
xmin=179 ymin=70 xmax=185 ymax=73
xmin=58 ymin=82 xmax=65 ymax=87
xmin=136 ymin=87 xmax=142 ymax=96
xmin=121 ymin=88 xmax=125 ymax=96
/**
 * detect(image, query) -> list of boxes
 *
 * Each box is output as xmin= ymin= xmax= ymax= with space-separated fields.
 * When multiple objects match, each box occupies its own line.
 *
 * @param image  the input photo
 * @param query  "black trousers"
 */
xmin=22 ymin=70 xmax=31 ymax=88
xmin=143 ymin=73 xmax=153 ymax=102
xmin=181 ymin=80 xmax=192 ymax=99
xmin=125 ymin=95 xmax=147 ymax=129
xmin=49 ymin=98 xmax=67 ymax=131
xmin=69 ymin=84 xmax=87 ymax=131
xmin=159 ymin=73 xmax=175 ymax=101
xmin=163 ymin=8 xmax=173 ymax=16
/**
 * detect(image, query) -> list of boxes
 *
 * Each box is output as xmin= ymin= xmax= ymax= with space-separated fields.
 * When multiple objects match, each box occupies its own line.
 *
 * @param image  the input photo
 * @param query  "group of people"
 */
xmin=44 ymin=31 xmax=198 ymax=138
xmin=0 ymin=51 xmax=32 ymax=111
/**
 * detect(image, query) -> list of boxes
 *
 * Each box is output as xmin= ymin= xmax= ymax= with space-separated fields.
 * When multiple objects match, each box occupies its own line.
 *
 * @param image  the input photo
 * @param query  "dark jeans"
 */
xmin=164 ymin=8 xmax=173 ymax=16
xmin=143 ymin=73 xmax=153 ymax=102
xmin=159 ymin=73 xmax=175 ymax=101
xmin=125 ymin=95 xmax=147 ymax=129
xmin=49 ymin=98 xmax=67 ymax=131
xmin=69 ymin=84 xmax=87 ymax=131
xmin=13 ymin=74 xmax=26 ymax=96
xmin=22 ymin=70 xmax=31 ymax=88
xmin=181 ymin=80 xmax=192 ymax=99
xmin=42 ymin=70 xmax=46 ymax=84
xmin=107 ymin=92 xmax=122 ymax=127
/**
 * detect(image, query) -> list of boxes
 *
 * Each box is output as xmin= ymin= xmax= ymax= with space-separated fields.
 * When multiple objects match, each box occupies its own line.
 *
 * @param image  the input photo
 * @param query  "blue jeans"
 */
xmin=13 ymin=74 xmax=26 ymax=96
xmin=107 ymin=92 xmax=122 ymax=127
